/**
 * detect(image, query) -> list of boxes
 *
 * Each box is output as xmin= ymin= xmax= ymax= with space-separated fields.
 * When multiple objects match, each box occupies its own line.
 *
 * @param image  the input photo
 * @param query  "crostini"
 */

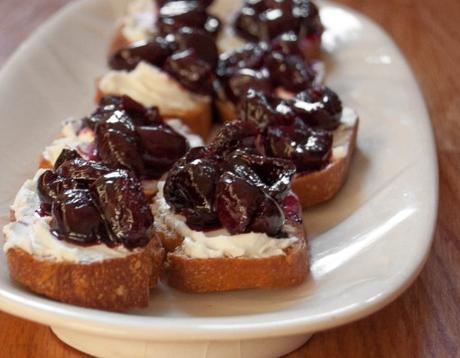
xmin=153 ymin=142 xmax=309 ymax=292
xmin=3 ymin=155 xmax=164 ymax=311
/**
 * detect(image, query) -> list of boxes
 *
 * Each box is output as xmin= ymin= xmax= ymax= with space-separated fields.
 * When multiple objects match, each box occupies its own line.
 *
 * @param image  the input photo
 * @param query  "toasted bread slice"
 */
xmin=6 ymin=234 xmax=163 ymax=312
xmin=95 ymin=63 xmax=212 ymax=139
xmin=4 ymin=170 xmax=165 ymax=311
xmin=164 ymin=219 xmax=308 ymax=293
xmin=293 ymin=108 xmax=359 ymax=207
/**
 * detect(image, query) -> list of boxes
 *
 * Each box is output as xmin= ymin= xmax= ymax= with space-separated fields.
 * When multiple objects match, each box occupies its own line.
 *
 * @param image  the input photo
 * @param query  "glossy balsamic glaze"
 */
xmin=38 ymin=150 xmax=153 ymax=249
xmin=85 ymin=95 xmax=190 ymax=179
xmin=233 ymin=0 xmax=323 ymax=42
xmin=164 ymin=144 xmax=297 ymax=236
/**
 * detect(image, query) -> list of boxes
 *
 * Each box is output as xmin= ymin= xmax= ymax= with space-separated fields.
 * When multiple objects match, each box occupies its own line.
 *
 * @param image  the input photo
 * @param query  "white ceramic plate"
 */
xmin=0 ymin=0 xmax=437 ymax=357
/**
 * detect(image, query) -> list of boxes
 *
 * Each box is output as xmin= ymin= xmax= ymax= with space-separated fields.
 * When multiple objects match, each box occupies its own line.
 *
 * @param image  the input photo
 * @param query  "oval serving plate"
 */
xmin=0 ymin=0 xmax=437 ymax=357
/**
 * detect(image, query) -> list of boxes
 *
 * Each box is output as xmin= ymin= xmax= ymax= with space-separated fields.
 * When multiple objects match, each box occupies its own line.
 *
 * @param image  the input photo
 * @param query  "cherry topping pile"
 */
xmin=164 ymin=130 xmax=297 ymax=236
xmin=233 ymin=0 xmax=323 ymax=42
xmin=37 ymin=150 xmax=153 ymax=249
xmin=156 ymin=0 xmax=221 ymax=38
xmin=84 ymin=95 xmax=190 ymax=179
xmin=217 ymin=41 xmax=318 ymax=101
xmin=109 ymin=1 xmax=220 ymax=95
xmin=236 ymin=87 xmax=341 ymax=171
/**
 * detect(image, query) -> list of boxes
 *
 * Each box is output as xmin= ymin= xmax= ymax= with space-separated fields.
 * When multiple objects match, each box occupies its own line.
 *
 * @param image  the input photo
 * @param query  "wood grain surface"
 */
xmin=1 ymin=0 xmax=459 ymax=357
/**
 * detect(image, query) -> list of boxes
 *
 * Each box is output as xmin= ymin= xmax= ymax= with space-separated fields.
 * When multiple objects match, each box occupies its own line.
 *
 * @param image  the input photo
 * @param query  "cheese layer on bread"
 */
xmin=43 ymin=117 xmax=203 ymax=167
xmin=332 ymin=107 xmax=358 ymax=160
xmin=99 ymin=62 xmax=210 ymax=114
xmin=152 ymin=182 xmax=299 ymax=259
xmin=3 ymin=170 xmax=134 ymax=263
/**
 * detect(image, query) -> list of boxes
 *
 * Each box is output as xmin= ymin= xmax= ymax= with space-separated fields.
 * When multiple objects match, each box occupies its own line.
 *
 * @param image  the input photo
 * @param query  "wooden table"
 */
xmin=1 ymin=0 xmax=459 ymax=356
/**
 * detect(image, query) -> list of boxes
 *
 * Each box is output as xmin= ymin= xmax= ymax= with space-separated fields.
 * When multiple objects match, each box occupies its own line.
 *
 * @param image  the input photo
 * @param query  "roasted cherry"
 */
xmin=226 ymin=149 xmax=296 ymax=200
xmin=51 ymin=189 xmax=104 ymax=245
xmin=90 ymin=170 xmax=153 ymax=248
xmin=272 ymin=31 xmax=303 ymax=56
xmin=163 ymin=49 xmax=214 ymax=95
xmin=164 ymin=149 xmax=221 ymax=230
xmin=158 ymin=1 xmax=209 ymax=35
xmin=266 ymin=118 xmax=333 ymax=171
xmin=95 ymin=110 xmax=145 ymax=174
xmin=293 ymin=0 xmax=323 ymax=36
xmin=209 ymin=120 xmax=260 ymax=156
xmin=174 ymin=27 xmax=218 ymax=68
xmin=234 ymin=6 xmax=263 ymax=41
xmin=217 ymin=43 xmax=267 ymax=79
xmin=215 ymin=171 xmax=265 ymax=234
xmin=227 ymin=67 xmax=272 ymax=101
xmin=238 ymin=89 xmax=297 ymax=128
xmin=55 ymin=157 xmax=112 ymax=183
xmin=259 ymin=8 xmax=299 ymax=41
xmin=293 ymin=85 xmax=342 ymax=130
xmin=37 ymin=170 xmax=79 ymax=205
xmin=248 ymin=195 xmax=284 ymax=236
xmin=108 ymin=37 xmax=172 ymax=71
xmin=136 ymin=123 xmax=189 ymax=178
xmin=264 ymin=51 xmax=314 ymax=92
xmin=53 ymin=148 xmax=82 ymax=169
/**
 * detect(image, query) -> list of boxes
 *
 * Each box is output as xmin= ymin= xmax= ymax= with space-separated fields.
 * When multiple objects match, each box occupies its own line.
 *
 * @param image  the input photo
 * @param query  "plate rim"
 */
xmin=0 ymin=0 xmax=438 ymax=340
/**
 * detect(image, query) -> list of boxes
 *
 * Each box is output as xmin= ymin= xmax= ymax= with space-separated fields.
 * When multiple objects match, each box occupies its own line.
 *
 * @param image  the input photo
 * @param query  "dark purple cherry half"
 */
xmin=215 ymin=171 xmax=265 ymax=234
xmin=227 ymin=67 xmax=272 ymax=101
xmin=266 ymin=118 xmax=333 ymax=171
xmin=264 ymin=51 xmax=314 ymax=92
xmin=90 ymin=170 xmax=153 ymax=248
xmin=248 ymin=195 xmax=284 ymax=237
xmin=95 ymin=110 xmax=145 ymax=174
xmin=174 ymin=27 xmax=218 ymax=68
xmin=226 ymin=149 xmax=296 ymax=200
xmin=209 ymin=120 xmax=260 ymax=156
xmin=37 ymin=170 xmax=80 ymax=205
xmin=53 ymin=148 xmax=82 ymax=170
xmin=136 ymin=123 xmax=189 ymax=178
xmin=217 ymin=42 xmax=268 ymax=79
xmin=55 ymin=157 xmax=112 ymax=183
xmin=51 ymin=189 xmax=104 ymax=245
xmin=108 ymin=37 xmax=173 ymax=71
xmin=163 ymin=148 xmax=221 ymax=230
xmin=163 ymin=49 xmax=214 ymax=95
xmin=293 ymin=85 xmax=342 ymax=130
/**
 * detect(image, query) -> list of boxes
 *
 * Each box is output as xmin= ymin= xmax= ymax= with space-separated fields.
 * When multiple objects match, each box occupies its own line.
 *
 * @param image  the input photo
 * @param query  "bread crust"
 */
xmin=6 ymin=233 xmax=164 ymax=312
xmin=164 ymin=220 xmax=309 ymax=293
xmin=293 ymin=116 xmax=359 ymax=207
xmin=108 ymin=24 xmax=131 ymax=56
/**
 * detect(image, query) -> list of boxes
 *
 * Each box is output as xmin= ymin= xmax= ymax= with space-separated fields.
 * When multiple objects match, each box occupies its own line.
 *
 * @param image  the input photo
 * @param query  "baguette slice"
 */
xmin=6 ymin=224 xmax=164 ymax=312
xmin=4 ymin=168 xmax=165 ymax=312
xmin=164 ymin=219 xmax=308 ymax=293
xmin=293 ymin=108 xmax=359 ymax=207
